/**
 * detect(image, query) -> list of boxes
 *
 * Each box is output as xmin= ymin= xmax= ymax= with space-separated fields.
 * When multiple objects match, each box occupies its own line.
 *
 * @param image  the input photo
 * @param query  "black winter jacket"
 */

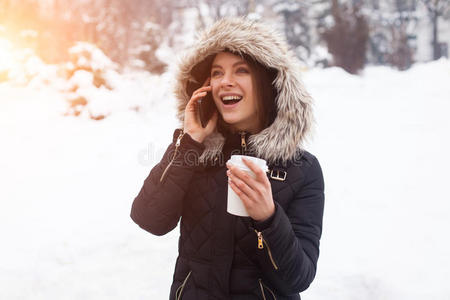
xmin=131 ymin=128 xmax=324 ymax=299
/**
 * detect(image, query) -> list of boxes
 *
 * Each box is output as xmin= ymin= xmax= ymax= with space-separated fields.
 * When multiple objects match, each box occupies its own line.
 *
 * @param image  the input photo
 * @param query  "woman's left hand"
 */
xmin=226 ymin=158 xmax=275 ymax=222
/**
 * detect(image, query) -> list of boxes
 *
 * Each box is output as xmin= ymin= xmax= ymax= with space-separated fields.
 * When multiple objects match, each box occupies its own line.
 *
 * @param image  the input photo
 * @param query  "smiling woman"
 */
xmin=131 ymin=17 xmax=325 ymax=300
xmin=209 ymin=51 xmax=279 ymax=138
xmin=212 ymin=51 xmax=278 ymax=136
xmin=210 ymin=52 xmax=260 ymax=134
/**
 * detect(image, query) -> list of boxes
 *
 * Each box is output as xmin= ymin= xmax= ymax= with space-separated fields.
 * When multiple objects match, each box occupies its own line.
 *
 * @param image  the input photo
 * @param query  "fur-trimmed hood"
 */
xmin=174 ymin=17 xmax=315 ymax=165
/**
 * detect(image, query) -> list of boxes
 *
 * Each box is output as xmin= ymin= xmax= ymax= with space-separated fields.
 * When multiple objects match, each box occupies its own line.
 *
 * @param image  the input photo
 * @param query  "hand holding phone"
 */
xmin=183 ymin=77 xmax=219 ymax=143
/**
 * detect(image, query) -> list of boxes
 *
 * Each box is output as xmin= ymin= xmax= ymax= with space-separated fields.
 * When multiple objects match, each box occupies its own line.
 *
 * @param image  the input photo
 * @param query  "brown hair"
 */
xmin=241 ymin=53 xmax=278 ymax=130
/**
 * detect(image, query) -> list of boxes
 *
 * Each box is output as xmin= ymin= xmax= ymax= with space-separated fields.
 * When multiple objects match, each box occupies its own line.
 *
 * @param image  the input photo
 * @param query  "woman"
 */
xmin=131 ymin=17 xmax=325 ymax=300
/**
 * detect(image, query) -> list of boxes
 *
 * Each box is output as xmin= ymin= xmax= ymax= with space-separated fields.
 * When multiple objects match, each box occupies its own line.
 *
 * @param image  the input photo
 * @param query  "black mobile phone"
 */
xmin=197 ymin=93 xmax=217 ymax=128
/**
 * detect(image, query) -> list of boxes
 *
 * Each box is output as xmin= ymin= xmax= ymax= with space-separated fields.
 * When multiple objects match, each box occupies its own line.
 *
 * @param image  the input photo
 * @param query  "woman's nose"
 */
xmin=220 ymin=73 xmax=235 ymax=87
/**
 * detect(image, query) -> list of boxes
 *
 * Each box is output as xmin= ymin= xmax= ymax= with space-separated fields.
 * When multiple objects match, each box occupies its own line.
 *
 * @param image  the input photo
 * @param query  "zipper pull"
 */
xmin=253 ymin=229 xmax=279 ymax=270
xmin=239 ymin=131 xmax=247 ymax=153
xmin=256 ymin=230 xmax=264 ymax=249
xmin=159 ymin=129 xmax=185 ymax=183
xmin=176 ymin=129 xmax=185 ymax=147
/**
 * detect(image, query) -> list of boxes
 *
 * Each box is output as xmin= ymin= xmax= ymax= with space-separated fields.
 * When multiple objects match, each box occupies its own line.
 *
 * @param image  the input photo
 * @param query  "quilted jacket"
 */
xmin=130 ymin=17 xmax=325 ymax=299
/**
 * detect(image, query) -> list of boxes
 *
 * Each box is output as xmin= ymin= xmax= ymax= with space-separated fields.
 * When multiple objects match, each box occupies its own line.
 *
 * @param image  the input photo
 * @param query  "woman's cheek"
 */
xmin=211 ymin=85 xmax=221 ymax=106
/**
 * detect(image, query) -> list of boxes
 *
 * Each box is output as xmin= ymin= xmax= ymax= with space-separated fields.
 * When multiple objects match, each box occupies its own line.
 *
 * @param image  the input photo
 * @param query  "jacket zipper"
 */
xmin=175 ymin=270 xmax=192 ymax=300
xmin=258 ymin=278 xmax=277 ymax=300
xmin=254 ymin=229 xmax=279 ymax=270
xmin=258 ymin=278 xmax=267 ymax=300
xmin=239 ymin=131 xmax=247 ymax=154
xmin=159 ymin=129 xmax=185 ymax=183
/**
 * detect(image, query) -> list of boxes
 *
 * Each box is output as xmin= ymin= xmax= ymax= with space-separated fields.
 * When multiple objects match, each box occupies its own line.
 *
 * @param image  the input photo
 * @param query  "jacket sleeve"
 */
xmin=252 ymin=155 xmax=325 ymax=296
xmin=130 ymin=128 xmax=205 ymax=236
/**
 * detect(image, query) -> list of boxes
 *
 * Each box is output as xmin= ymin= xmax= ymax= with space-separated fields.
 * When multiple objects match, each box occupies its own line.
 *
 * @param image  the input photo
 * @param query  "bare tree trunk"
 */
xmin=431 ymin=9 xmax=440 ymax=59
xmin=421 ymin=0 xmax=450 ymax=60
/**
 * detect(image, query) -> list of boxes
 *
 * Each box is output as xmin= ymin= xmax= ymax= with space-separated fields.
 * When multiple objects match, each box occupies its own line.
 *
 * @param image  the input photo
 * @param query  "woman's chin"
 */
xmin=221 ymin=117 xmax=240 ymax=126
xmin=220 ymin=111 xmax=239 ymax=121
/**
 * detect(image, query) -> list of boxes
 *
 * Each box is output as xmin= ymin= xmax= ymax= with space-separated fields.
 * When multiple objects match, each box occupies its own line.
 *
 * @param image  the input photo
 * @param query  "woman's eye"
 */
xmin=211 ymin=70 xmax=221 ymax=76
xmin=237 ymin=67 xmax=249 ymax=73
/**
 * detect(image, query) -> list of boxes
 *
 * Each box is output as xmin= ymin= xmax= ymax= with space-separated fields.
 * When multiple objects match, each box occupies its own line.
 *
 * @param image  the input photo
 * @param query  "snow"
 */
xmin=68 ymin=42 xmax=118 ymax=72
xmin=0 ymin=37 xmax=60 ymax=87
xmin=1 ymin=55 xmax=449 ymax=299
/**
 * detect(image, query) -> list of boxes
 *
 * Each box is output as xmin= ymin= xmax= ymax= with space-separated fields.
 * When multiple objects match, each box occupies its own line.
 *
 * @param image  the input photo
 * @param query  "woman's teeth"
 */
xmin=221 ymin=95 xmax=242 ymax=104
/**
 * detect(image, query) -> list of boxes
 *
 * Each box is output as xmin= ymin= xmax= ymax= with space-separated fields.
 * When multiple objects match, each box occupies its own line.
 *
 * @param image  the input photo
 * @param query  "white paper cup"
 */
xmin=226 ymin=155 xmax=268 ymax=217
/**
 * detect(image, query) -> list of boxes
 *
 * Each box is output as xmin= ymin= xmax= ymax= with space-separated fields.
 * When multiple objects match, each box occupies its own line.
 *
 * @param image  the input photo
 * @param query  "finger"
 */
xmin=227 ymin=162 xmax=261 ymax=192
xmin=195 ymin=91 xmax=208 ymax=98
xmin=193 ymin=86 xmax=212 ymax=95
xmin=187 ymin=91 xmax=207 ymax=109
xmin=192 ymin=90 xmax=209 ymax=100
xmin=229 ymin=178 xmax=253 ymax=206
xmin=227 ymin=170 xmax=257 ymax=202
xmin=189 ymin=91 xmax=209 ymax=106
xmin=242 ymin=158 xmax=269 ymax=183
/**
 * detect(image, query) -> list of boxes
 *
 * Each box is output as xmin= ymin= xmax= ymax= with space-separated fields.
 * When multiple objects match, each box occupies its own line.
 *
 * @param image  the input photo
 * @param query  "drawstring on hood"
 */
xmin=174 ymin=17 xmax=315 ymax=165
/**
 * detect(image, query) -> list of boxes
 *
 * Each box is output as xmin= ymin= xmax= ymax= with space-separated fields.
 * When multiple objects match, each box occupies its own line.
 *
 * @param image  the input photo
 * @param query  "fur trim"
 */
xmin=173 ymin=17 xmax=315 ymax=165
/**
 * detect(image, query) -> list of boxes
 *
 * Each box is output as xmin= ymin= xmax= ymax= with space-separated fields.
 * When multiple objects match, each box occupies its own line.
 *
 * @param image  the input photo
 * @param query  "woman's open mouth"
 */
xmin=221 ymin=95 xmax=242 ymax=108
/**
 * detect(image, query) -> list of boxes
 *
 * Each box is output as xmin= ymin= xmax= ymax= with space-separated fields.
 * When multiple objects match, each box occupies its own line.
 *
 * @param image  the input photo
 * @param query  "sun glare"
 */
xmin=0 ymin=36 xmax=15 ymax=78
xmin=0 ymin=30 xmax=47 ymax=85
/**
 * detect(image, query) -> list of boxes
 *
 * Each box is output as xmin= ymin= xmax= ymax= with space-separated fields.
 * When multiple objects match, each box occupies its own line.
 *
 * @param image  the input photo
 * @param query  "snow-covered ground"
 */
xmin=0 ymin=58 xmax=449 ymax=299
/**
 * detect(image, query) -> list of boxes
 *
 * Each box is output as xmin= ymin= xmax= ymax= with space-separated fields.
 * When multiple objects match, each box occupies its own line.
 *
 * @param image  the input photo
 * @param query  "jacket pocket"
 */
xmin=258 ymin=278 xmax=277 ymax=300
xmin=175 ymin=270 xmax=192 ymax=300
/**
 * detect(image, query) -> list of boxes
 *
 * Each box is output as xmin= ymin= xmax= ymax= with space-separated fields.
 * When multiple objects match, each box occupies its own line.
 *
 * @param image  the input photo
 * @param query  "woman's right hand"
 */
xmin=183 ymin=77 xmax=219 ymax=144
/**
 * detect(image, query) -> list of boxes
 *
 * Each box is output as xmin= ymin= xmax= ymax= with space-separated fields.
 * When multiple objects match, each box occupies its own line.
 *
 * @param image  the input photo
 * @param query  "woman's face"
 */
xmin=210 ymin=52 xmax=260 ymax=134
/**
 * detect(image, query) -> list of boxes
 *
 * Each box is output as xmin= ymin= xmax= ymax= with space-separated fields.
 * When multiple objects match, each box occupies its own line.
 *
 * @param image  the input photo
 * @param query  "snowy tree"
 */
xmin=273 ymin=0 xmax=312 ymax=63
xmin=181 ymin=0 xmax=257 ymax=30
xmin=309 ymin=0 xmax=333 ymax=67
xmin=62 ymin=0 xmax=173 ymax=70
xmin=132 ymin=22 xmax=167 ymax=74
xmin=365 ymin=0 xmax=419 ymax=69
xmin=420 ymin=0 xmax=450 ymax=59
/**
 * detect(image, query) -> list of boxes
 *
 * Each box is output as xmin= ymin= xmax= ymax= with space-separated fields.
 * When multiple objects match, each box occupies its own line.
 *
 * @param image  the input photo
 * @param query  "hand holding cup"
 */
xmin=226 ymin=156 xmax=275 ymax=222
